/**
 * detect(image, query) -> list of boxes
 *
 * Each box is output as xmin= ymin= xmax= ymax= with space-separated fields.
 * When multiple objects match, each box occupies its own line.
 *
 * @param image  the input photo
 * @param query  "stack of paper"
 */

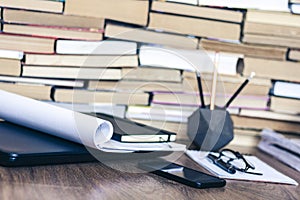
xmin=186 ymin=150 xmax=298 ymax=185
xmin=258 ymin=129 xmax=300 ymax=172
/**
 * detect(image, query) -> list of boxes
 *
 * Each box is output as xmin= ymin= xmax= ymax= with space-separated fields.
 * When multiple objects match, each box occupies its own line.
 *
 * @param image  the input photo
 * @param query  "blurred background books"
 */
xmin=0 ymin=0 xmax=300 ymax=150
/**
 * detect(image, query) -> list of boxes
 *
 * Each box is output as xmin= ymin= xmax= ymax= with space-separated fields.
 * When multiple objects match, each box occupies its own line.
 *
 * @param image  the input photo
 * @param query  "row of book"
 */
xmin=0 ymin=0 xmax=299 ymax=147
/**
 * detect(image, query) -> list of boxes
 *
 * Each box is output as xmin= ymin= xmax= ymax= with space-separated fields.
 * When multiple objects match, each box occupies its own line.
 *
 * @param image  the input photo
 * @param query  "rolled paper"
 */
xmin=0 ymin=90 xmax=113 ymax=149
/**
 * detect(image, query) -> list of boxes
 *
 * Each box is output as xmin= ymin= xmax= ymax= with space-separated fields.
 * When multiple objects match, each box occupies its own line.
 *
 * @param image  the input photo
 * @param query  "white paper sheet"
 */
xmin=0 ymin=90 xmax=113 ymax=149
xmin=99 ymin=140 xmax=186 ymax=152
xmin=186 ymin=150 xmax=298 ymax=185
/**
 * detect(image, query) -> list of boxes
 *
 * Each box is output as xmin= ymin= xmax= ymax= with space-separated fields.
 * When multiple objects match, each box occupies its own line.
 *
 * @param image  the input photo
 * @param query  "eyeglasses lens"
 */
xmin=230 ymin=159 xmax=247 ymax=169
xmin=221 ymin=151 xmax=237 ymax=159
xmin=221 ymin=150 xmax=254 ymax=170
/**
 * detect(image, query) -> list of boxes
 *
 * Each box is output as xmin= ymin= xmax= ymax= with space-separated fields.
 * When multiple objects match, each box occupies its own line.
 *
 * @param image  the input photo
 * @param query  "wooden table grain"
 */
xmin=0 ymin=147 xmax=299 ymax=200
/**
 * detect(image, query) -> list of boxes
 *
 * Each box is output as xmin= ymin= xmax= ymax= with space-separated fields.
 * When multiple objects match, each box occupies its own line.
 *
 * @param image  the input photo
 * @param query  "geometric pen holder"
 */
xmin=187 ymin=106 xmax=234 ymax=152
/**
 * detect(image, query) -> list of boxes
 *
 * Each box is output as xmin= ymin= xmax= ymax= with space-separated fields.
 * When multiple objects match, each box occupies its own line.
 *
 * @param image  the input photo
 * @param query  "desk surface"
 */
xmin=0 ymin=147 xmax=299 ymax=200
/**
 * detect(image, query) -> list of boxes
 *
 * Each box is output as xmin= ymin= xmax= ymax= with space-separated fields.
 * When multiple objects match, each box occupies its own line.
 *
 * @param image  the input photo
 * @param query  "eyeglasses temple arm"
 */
xmin=207 ymin=153 xmax=236 ymax=174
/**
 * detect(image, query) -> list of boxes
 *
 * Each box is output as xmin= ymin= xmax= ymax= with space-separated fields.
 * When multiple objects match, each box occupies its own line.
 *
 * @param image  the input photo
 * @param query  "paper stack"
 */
xmin=258 ymin=129 xmax=300 ymax=172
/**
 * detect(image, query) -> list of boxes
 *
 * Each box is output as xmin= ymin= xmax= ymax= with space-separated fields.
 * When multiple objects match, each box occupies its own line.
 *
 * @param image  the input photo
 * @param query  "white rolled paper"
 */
xmin=0 ymin=90 xmax=113 ymax=149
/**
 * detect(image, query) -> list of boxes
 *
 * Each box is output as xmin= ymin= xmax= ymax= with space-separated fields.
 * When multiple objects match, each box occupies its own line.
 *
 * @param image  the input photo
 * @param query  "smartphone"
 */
xmin=139 ymin=161 xmax=226 ymax=189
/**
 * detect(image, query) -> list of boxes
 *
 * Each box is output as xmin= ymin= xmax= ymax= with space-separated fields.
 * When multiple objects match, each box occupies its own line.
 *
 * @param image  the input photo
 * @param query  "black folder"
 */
xmin=0 ymin=121 xmax=97 ymax=166
xmin=0 ymin=119 xmax=171 ymax=167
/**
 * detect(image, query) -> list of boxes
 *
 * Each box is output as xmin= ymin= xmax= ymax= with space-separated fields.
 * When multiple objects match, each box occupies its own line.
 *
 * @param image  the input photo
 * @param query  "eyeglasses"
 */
xmin=207 ymin=149 xmax=263 ymax=176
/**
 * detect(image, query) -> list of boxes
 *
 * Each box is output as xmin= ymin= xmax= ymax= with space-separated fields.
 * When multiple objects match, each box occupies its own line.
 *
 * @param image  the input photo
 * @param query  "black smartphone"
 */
xmin=139 ymin=161 xmax=226 ymax=189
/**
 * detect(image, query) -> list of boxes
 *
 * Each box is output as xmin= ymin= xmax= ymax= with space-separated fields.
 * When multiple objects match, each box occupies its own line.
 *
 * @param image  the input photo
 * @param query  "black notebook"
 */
xmin=95 ymin=113 xmax=177 ymax=143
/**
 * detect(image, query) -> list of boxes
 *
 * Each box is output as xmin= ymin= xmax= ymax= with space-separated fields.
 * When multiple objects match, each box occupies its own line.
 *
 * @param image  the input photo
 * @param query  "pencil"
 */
xmin=196 ymin=71 xmax=206 ymax=108
xmin=210 ymin=52 xmax=220 ymax=110
xmin=225 ymin=72 xmax=256 ymax=108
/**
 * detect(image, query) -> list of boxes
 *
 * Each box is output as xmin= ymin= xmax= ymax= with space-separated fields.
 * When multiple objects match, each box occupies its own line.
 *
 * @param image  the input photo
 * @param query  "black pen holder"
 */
xmin=187 ymin=106 xmax=234 ymax=151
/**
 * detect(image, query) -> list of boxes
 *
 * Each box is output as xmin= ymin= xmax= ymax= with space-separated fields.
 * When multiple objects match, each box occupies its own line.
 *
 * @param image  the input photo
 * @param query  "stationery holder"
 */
xmin=187 ymin=106 xmax=234 ymax=152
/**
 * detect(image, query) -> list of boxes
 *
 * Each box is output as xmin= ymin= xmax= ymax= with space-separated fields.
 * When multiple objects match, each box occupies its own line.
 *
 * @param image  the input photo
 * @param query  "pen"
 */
xmin=207 ymin=153 xmax=236 ymax=174
xmin=225 ymin=72 xmax=255 ymax=108
xmin=196 ymin=71 xmax=206 ymax=108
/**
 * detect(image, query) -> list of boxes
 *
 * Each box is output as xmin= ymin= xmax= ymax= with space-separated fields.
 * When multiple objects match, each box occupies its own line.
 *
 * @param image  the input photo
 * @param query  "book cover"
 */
xmin=105 ymin=23 xmax=198 ymax=50
xmin=243 ymin=57 xmax=300 ymax=82
xmin=149 ymin=12 xmax=241 ymax=41
xmin=139 ymin=45 xmax=240 ymax=75
xmin=64 ymin=0 xmax=149 ymax=26
xmin=151 ymin=1 xmax=243 ymax=23
xmin=56 ymin=40 xmax=137 ymax=55
xmin=2 ymin=23 xmax=103 ymax=41
xmin=152 ymin=91 xmax=269 ymax=110
xmin=199 ymin=38 xmax=287 ymax=60
xmin=98 ymin=113 xmax=177 ymax=143
xmin=3 ymin=8 xmax=104 ymax=29
xmin=0 ymin=33 xmax=55 ymax=53
xmin=0 ymin=0 xmax=63 ymax=13
xmin=271 ymin=81 xmax=300 ymax=99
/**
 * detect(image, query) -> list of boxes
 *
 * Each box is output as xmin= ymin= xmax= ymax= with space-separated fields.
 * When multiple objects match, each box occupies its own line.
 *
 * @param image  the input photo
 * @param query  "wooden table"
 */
xmin=0 ymin=147 xmax=299 ymax=200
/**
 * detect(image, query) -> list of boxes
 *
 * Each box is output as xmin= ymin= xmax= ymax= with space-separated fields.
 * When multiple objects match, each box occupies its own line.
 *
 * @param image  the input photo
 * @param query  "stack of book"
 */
xmin=126 ymin=1 xmax=300 ymax=144
xmin=231 ymin=8 xmax=300 ymax=145
xmin=197 ymin=1 xmax=300 ymax=146
xmin=0 ymin=0 xmax=147 ymax=118
xmin=0 ymin=0 xmax=299 ymax=146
